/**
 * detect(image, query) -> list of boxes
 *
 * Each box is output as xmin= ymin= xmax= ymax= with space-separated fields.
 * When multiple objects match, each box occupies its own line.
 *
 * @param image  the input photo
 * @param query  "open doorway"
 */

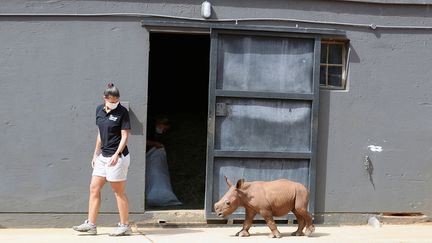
xmin=146 ymin=32 xmax=210 ymax=210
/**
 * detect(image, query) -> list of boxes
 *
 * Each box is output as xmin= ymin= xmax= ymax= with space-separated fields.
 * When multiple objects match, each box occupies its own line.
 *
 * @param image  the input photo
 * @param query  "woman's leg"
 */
xmin=88 ymin=176 xmax=106 ymax=224
xmin=110 ymin=181 xmax=129 ymax=224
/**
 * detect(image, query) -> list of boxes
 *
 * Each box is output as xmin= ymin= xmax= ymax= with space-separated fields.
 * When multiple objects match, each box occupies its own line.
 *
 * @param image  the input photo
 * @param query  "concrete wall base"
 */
xmin=0 ymin=210 xmax=206 ymax=228
xmin=314 ymin=213 xmax=431 ymax=225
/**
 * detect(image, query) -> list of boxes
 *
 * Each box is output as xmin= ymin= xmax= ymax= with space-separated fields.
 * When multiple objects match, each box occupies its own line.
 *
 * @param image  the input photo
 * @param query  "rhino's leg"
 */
xmin=235 ymin=209 xmax=256 ymax=237
xmin=262 ymin=213 xmax=282 ymax=238
xmin=294 ymin=189 xmax=315 ymax=237
xmin=291 ymin=209 xmax=305 ymax=236
xmin=295 ymin=209 xmax=314 ymax=236
xmin=300 ymin=210 xmax=315 ymax=237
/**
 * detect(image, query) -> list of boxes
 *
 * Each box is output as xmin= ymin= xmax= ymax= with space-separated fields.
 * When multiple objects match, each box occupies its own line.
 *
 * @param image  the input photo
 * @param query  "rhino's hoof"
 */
xmin=268 ymin=233 xmax=282 ymax=238
xmin=235 ymin=230 xmax=250 ymax=237
xmin=291 ymin=231 xmax=305 ymax=236
xmin=305 ymin=225 xmax=315 ymax=237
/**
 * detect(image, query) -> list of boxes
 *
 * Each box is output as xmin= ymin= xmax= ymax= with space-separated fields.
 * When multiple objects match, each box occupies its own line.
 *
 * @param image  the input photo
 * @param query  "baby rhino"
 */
xmin=214 ymin=176 xmax=315 ymax=238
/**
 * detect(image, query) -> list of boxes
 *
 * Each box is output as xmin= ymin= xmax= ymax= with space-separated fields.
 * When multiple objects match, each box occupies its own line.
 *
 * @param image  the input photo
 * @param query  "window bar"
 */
xmin=326 ymin=43 xmax=329 ymax=87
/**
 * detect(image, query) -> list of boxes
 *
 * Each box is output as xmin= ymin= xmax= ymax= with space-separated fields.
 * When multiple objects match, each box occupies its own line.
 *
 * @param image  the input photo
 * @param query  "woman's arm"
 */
xmin=115 ymin=129 xmax=129 ymax=156
xmin=92 ymin=129 xmax=102 ymax=168
xmin=94 ymin=130 xmax=102 ymax=156
xmin=108 ymin=129 xmax=129 ymax=166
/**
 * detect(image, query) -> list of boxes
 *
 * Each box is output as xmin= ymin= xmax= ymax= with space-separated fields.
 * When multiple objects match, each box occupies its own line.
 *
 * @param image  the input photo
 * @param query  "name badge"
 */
xmin=109 ymin=115 xmax=118 ymax=121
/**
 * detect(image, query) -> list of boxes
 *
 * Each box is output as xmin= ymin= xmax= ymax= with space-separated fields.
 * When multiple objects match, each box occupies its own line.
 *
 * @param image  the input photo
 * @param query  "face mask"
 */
xmin=155 ymin=127 xmax=164 ymax=134
xmin=106 ymin=101 xmax=119 ymax=110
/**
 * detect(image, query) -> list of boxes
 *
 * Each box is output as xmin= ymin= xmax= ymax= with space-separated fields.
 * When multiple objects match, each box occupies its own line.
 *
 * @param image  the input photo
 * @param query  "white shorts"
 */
xmin=92 ymin=154 xmax=130 ymax=182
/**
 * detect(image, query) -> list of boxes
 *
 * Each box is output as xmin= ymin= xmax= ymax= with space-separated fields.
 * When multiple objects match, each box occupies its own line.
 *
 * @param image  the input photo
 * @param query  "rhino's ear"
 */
xmin=236 ymin=179 xmax=245 ymax=189
xmin=224 ymin=175 xmax=233 ymax=187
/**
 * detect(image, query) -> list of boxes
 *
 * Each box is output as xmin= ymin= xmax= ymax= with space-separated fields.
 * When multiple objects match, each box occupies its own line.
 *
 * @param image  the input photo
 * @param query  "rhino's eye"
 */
xmin=225 ymin=200 xmax=230 ymax=206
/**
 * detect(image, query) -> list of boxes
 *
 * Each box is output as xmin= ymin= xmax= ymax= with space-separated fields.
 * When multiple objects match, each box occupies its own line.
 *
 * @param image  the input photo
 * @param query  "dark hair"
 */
xmin=104 ymin=82 xmax=120 ymax=98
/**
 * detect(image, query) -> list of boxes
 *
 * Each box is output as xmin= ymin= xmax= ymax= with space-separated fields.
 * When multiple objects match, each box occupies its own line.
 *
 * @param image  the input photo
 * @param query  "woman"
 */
xmin=73 ymin=83 xmax=131 ymax=236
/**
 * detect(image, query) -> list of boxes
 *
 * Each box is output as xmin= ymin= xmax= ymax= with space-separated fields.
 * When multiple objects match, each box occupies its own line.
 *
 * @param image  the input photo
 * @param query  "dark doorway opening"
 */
xmin=146 ymin=32 xmax=210 ymax=210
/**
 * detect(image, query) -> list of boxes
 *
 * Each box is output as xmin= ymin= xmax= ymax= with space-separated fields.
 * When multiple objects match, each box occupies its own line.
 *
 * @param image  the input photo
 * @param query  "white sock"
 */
xmin=87 ymin=220 xmax=96 ymax=227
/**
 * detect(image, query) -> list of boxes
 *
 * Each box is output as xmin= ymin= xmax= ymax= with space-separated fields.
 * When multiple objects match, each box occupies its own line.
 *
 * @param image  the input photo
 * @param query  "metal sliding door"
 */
xmin=205 ymin=29 xmax=320 ymax=219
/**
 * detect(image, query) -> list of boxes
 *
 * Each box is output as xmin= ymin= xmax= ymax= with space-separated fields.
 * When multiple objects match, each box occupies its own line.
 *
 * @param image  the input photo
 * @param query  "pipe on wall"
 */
xmin=0 ymin=13 xmax=432 ymax=30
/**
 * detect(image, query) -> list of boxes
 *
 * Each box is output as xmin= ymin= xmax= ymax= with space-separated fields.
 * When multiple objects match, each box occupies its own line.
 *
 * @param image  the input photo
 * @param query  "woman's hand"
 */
xmin=91 ymin=154 xmax=98 ymax=168
xmin=108 ymin=153 xmax=120 ymax=167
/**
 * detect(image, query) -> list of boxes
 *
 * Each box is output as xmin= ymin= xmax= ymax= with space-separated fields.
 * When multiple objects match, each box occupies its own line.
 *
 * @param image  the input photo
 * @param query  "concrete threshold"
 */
xmin=136 ymin=210 xmax=206 ymax=225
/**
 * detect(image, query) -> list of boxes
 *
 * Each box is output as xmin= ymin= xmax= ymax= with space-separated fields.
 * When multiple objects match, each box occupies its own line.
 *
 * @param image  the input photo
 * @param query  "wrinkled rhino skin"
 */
xmin=214 ymin=176 xmax=315 ymax=238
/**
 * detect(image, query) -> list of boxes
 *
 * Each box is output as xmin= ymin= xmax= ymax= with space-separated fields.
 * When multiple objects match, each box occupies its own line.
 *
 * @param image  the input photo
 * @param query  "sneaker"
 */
xmin=72 ymin=220 xmax=97 ymax=235
xmin=109 ymin=223 xmax=132 ymax=236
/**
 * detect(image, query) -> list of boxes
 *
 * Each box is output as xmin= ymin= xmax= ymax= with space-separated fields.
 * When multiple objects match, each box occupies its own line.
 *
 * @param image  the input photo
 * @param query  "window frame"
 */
xmin=320 ymin=39 xmax=349 ymax=90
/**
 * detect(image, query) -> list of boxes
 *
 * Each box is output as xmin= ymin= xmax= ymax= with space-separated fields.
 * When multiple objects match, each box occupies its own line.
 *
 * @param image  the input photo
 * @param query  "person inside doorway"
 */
xmin=146 ymin=117 xmax=170 ymax=151
xmin=145 ymin=117 xmax=182 ymax=207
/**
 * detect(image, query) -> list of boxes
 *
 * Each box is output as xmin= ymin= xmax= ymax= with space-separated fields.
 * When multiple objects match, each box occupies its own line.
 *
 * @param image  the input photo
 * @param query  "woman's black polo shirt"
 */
xmin=96 ymin=103 xmax=131 ymax=157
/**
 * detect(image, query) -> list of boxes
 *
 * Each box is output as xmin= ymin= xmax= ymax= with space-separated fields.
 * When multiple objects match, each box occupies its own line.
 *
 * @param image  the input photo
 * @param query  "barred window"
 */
xmin=320 ymin=39 xmax=348 ymax=89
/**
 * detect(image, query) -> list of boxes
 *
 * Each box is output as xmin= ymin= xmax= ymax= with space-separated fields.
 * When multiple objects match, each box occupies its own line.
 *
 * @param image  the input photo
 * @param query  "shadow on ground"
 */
xmin=139 ymin=228 xmax=204 ymax=235
xmin=241 ymin=232 xmax=330 ymax=238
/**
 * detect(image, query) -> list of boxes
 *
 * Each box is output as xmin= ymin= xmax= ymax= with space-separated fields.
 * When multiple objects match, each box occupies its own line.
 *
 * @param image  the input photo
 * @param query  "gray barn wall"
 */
xmin=0 ymin=0 xmax=431 ymax=220
xmin=0 ymin=18 xmax=149 ymax=213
